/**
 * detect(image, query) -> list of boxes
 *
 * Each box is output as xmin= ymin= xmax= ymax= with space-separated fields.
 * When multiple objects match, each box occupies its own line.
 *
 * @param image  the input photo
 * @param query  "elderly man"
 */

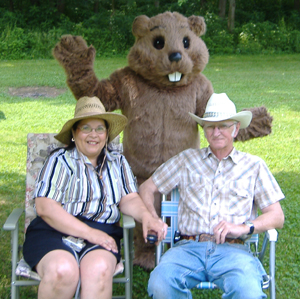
xmin=139 ymin=93 xmax=284 ymax=299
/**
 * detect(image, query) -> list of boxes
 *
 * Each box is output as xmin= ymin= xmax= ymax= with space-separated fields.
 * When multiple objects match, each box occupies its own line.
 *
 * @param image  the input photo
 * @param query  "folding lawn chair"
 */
xmin=156 ymin=188 xmax=278 ymax=299
xmin=3 ymin=133 xmax=135 ymax=299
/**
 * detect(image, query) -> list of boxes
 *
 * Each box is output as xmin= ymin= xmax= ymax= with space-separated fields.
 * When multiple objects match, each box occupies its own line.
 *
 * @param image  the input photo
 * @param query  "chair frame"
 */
xmin=3 ymin=133 xmax=135 ymax=299
xmin=156 ymin=188 xmax=278 ymax=299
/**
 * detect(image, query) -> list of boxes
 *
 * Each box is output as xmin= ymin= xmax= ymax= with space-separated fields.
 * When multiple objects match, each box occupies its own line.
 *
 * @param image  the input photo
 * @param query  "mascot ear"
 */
xmin=187 ymin=16 xmax=206 ymax=36
xmin=132 ymin=15 xmax=150 ymax=38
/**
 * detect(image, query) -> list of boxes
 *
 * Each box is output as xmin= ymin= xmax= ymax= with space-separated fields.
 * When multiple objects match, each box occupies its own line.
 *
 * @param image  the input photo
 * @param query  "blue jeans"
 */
xmin=148 ymin=240 xmax=267 ymax=299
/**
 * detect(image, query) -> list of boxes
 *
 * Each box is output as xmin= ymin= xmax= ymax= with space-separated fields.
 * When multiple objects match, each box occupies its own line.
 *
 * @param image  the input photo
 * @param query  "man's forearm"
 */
xmin=252 ymin=201 xmax=284 ymax=234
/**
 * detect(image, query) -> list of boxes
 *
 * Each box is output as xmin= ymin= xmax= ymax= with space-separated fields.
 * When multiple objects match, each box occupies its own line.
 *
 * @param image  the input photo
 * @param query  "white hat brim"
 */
xmin=189 ymin=111 xmax=252 ymax=129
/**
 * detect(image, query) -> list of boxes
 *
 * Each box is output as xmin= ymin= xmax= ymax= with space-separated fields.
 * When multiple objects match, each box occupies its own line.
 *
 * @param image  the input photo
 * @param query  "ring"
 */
xmin=105 ymin=240 xmax=109 ymax=244
xmin=218 ymin=228 xmax=223 ymax=232
xmin=162 ymin=228 xmax=165 ymax=232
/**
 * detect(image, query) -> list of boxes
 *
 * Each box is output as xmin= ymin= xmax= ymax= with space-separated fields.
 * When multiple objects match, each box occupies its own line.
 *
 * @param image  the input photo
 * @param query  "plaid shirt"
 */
xmin=152 ymin=147 xmax=284 ymax=235
xmin=34 ymin=147 xmax=137 ymax=224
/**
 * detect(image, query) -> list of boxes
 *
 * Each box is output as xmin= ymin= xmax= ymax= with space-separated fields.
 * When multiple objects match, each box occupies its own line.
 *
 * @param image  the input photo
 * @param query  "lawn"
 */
xmin=0 ymin=54 xmax=299 ymax=298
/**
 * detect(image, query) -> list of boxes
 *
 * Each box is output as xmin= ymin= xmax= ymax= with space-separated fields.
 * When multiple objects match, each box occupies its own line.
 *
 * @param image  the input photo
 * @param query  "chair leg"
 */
xmin=129 ymin=228 xmax=134 ymax=299
xmin=123 ymin=228 xmax=131 ymax=299
xmin=11 ymin=284 xmax=19 ymax=299
xmin=11 ymin=224 xmax=20 ymax=299
xmin=269 ymin=241 xmax=276 ymax=299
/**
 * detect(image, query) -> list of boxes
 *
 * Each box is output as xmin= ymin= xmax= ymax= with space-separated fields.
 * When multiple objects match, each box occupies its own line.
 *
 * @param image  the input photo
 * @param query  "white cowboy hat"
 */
xmin=55 ymin=96 xmax=127 ymax=145
xmin=189 ymin=93 xmax=252 ymax=129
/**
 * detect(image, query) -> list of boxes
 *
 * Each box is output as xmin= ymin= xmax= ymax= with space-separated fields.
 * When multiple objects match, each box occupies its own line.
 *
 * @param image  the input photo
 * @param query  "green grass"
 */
xmin=1 ymin=54 xmax=300 ymax=298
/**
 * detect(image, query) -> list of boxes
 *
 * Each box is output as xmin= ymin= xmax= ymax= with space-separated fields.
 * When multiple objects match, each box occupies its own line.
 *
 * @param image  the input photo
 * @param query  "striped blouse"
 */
xmin=34 ymin=147 xmax=138 ymax=224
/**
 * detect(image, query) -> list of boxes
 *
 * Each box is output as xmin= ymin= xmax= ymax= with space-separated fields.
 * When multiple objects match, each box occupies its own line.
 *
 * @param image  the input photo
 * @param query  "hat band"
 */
xmin=203 ymin=112 xmax=234 ymax=118
xmin=75 ymin=103 xmax=105 ymax=115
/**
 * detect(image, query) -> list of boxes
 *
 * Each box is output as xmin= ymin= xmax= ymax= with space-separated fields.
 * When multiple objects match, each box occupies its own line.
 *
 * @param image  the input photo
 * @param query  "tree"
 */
xmin=219 ymin=0 xmax=226 ymax=18
xmin=228 ymin=0 xmax=235 ymax=32
xmin=295 ymin=0 xmax=300 ymax=12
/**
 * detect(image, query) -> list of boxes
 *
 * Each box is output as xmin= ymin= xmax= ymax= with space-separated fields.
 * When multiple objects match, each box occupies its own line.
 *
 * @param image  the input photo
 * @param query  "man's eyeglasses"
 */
xmin=78 ymin=124 xmax=107 ymax=134
xmin=203 ymin=122 xmax=237 ymax=133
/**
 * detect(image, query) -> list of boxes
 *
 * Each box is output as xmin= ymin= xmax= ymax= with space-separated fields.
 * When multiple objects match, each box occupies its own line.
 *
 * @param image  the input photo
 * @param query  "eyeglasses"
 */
xmin=78 ymin=124 xmax=107 ymax=134
xmin=203 ymin=122 xmax=237 ymax=133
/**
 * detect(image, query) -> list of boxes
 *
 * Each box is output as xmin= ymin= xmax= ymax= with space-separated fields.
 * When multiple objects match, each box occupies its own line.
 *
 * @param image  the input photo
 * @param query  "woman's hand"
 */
xmin=141 ymin=213 xmax=168 ymax=245
xmin=119 ymin=192 xmax=168 ymax=244
xmin=86 ymin=228 xmax=118 ymax=253
xmin=36 ymin=197 xmax=119 ymax=253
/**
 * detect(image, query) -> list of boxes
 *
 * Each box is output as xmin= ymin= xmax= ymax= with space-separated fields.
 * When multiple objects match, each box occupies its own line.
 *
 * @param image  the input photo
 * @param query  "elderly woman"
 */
xmin=23 ymin=96 xmax=167 ymax=299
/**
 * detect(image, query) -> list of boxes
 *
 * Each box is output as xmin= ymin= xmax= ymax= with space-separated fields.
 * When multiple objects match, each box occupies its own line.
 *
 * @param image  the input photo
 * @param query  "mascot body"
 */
xmin=53 ymin=11 xmax=272 ymax=269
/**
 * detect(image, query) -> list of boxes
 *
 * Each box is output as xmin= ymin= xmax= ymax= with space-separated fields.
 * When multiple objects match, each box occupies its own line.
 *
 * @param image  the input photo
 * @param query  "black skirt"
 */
xmin=23 ymin=216 xmax=123 ymax=269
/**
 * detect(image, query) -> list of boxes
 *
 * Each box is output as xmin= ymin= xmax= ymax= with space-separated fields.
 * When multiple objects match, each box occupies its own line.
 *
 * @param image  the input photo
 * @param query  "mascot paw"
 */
xmin=53 ymin=35 xmax=95 ymax=71
xmin=235 ymin=106 xmax=273 ymax=141
xmin=133 ymin=247 xmax=156 ymax=270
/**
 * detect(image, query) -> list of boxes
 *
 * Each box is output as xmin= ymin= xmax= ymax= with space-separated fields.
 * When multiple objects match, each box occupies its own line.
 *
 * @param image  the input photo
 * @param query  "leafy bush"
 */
xmin=0 ymin=9 xmax=300 ymax=59
xmin=236 ymin=21 xmax=300 ymax=54
xmin=203 ymin=13 xmax=235 ymax=55
xmin=0 ymin=25 xmax=29 ymax=59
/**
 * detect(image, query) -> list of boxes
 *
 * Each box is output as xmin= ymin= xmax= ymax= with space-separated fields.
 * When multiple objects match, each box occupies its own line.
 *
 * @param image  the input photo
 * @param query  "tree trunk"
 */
xmin=294 ymin=0 xmax=300 ymax=12
xmin=112 ymin=0 xmax=115 ymax=15
xmin=57 ymin=0 xmax=65 ymax=14
xmin=94 ymin=0 xmax=99 ymax=13
xmin=9 ymin=0 xmax=14 ymax=12
xmin=228 ymin=0 xmax=235 ymax=32
xmin=219 ymin=0 xmax=226 ymax=18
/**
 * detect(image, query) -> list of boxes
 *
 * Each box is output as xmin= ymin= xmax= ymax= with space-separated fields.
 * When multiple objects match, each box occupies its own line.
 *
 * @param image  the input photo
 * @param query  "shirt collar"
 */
xmin=202 ymin=146 xmax=240 ymax=164
xmin=69 ymin=147 xmax=118 ymax=164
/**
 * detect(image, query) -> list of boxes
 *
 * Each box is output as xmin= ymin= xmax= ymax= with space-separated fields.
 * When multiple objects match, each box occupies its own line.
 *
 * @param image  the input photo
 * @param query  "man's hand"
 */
xmin=213 ymin=220 xmax=249 ymax=244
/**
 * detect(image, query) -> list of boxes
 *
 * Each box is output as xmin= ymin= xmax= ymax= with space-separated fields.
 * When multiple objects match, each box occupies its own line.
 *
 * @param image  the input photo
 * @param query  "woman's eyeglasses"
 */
xmin=78 ymin=125 xmax=107 ymax=134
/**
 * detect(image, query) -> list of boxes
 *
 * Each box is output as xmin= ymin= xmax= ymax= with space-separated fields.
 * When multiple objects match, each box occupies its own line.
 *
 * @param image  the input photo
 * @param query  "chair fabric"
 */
xmin=156 ymin=187 xmax=277 ymax=298
xmin=3 ymin=133 xmax=135 ymax=299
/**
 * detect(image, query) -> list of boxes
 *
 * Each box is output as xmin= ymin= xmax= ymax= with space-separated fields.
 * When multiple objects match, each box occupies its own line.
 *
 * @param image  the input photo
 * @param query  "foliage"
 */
xmin=0 ymin=25 xmax=64 ymax=60
xmin=0 ymin=55 xmax=300 ymax=298
xmin=202 ymin=13 xmax=235 ymax=55
xmin=236 ymin=20 xmax=300 ymax=54
xmin=0 ymin=1 xmax=299 ymax=59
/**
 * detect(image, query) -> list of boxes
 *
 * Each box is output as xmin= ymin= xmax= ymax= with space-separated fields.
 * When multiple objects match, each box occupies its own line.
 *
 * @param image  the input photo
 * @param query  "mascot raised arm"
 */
xmin=53 ymin=11 xmax=272 ymax=269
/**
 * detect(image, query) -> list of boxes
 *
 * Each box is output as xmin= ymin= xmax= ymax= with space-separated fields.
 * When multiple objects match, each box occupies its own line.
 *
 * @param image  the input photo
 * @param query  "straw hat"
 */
xmin=55 ymin=96 xmax=127 ymax=144
xmin=189 ymin=93 xmax=252 ymax=129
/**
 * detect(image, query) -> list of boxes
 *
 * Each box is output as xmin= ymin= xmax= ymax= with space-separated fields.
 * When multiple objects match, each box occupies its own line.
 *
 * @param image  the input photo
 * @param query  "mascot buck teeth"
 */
xmin=53 ymin=11 xmax=273 ymax=269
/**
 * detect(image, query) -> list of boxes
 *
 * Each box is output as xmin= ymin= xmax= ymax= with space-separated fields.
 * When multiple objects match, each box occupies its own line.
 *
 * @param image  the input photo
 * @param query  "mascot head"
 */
xmin=127 ymin=11 xmax=209 ymax=88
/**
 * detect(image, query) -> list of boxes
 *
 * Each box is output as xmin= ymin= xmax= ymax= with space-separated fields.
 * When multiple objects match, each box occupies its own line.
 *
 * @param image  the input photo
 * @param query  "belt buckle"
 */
xmin=195 ymin=235 xmax=200 ymax=242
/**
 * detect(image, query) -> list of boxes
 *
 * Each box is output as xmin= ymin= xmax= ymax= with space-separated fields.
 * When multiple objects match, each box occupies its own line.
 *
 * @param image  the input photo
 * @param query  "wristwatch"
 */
xmin=244 ymin=221 xmax=255 ymax=235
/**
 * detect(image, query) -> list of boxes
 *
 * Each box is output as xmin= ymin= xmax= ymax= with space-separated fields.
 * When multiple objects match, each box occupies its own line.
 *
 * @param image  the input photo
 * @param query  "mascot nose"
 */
xmin=169 ymin=52 xmax=182 ymax=62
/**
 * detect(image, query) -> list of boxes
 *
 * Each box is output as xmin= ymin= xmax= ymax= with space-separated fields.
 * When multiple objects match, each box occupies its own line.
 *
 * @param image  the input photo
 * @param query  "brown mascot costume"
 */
xmin=53 ymin=11 xmax=272 ymax=269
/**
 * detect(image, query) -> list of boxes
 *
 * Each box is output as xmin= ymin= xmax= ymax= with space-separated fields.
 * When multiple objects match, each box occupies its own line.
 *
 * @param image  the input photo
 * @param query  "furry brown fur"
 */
xmin=53 ymin=11 xmax=273 ymax=269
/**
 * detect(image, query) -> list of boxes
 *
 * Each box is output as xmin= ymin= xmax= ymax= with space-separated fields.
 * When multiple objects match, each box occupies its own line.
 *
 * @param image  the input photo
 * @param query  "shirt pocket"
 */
xmin=185 ymin=174 xmax=208 ymax=210
xmin=227 ymin=179 xmax=254 ymax=217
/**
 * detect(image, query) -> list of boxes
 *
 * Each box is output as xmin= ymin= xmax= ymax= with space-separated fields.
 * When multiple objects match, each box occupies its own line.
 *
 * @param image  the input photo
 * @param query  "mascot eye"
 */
xmin=183 ymin=37 xmax=190 ymax=49
xmin=153 ymin=36 xmax=165 ymax=50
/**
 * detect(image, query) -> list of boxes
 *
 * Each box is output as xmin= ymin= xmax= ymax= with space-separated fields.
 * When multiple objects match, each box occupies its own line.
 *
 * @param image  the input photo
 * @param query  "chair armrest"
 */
xmin=265 ymin=229 xmax=278 ymax=242
xmin=122 ymin=214 xmax=136 ymax=229
xmin=3 ymin=208 xmax=24 ymax=231
xmin=259 ymin=229 xmax=278 ymax=263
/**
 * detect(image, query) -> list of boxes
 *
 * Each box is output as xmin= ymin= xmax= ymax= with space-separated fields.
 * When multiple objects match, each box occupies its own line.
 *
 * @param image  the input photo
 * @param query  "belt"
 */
xmin=181 ymin=233 xmax=244 ymax=245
